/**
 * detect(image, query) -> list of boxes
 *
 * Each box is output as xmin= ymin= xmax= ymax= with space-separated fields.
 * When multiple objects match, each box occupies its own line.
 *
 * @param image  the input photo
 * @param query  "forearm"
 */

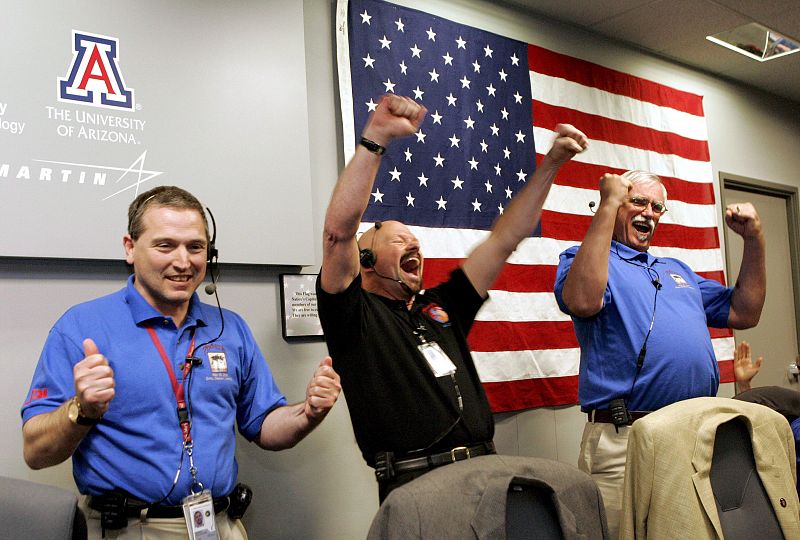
xmin=256 ymin=402 xmax=320 ymax=451
xmin=561 ymin=201 xmax=617 ymax=317
xmin=321 ymin=147 xmax=383 ymax=292
xmin=324 ymin=146 xmax=382 ymax=240
xmin=22 ymin=403 xmax=90 ymax=469
xmin=495 ymin=154 xmax=560 ymax=249
xmin=729 ymin=232 xmax=766 ymax=329
xmin=462 ymin=155 xmax=561 ymax=295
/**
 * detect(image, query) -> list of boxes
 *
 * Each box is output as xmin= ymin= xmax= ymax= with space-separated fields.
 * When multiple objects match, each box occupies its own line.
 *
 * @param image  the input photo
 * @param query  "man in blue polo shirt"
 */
xmin=554 ymin=170 xmax=765 ymax=536
xmin=21 ymin=186 xmax=341 ymax=539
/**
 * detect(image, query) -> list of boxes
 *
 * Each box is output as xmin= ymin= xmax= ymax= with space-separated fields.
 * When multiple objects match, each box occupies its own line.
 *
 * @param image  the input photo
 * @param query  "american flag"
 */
xmin=336 ymin=0 xmax=734 ymax=412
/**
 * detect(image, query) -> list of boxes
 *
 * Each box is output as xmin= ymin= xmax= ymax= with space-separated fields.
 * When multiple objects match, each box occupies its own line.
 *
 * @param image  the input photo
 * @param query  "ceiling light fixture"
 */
xmin=707 ymin=22 xmax=799 ymax=62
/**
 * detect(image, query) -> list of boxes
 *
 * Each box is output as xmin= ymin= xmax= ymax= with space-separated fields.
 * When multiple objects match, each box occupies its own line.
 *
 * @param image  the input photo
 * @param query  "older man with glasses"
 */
xmin=553 ymin=170 xmax=766 ymax=536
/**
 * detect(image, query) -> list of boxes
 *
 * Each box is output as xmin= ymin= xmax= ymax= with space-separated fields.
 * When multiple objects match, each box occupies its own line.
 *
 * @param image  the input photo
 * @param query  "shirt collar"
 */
xmin=611 ymin=240 xmax=659 ymax=266
xmin=123 ymin=274 xmax=208 ymax=328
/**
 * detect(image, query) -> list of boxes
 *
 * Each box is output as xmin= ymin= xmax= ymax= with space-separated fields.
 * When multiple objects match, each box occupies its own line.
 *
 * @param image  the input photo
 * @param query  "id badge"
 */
xmin=419 ymin=341 xmax=457 ymax=377
xmin=182 ymin=489 xmax=219 ymax=540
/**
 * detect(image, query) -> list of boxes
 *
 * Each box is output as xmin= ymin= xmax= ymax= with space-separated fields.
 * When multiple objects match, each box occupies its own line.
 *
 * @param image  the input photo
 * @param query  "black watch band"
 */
xmin=359 ymin=137 xmax=386 ymax=155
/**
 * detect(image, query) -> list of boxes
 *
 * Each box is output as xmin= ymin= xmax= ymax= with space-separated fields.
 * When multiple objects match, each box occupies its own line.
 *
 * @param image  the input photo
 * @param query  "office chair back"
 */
xmin=709 ymin=418 xmax=784 ymax=540
xmin=506 ymin=481 xmax=565 ymax=540
xmin=0 ymin=476 xmax=87 ymax=540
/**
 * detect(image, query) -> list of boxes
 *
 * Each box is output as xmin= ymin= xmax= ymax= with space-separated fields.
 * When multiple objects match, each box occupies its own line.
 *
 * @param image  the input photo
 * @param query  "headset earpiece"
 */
xmin=206 ymin=207 xmax=218 ymax=264
xmin=359 ymin=221 xmax=382 ymax=269
xmin=360 ymin=248 xmax=376 ymax=268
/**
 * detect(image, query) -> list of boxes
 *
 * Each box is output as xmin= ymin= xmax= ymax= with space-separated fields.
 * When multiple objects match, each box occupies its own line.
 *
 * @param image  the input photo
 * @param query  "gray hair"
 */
xmin=621 ymin=170 xmax=668 ymax=202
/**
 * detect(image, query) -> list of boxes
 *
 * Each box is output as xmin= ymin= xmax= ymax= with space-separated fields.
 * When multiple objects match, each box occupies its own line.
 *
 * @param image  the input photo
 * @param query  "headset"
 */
xmin=206 ymin=207 xmax=218 ymax=265
xmin=204 ymin=207 xmax=220 ymax=294
xmin=359 ymin=221 xmax=381 ymax=268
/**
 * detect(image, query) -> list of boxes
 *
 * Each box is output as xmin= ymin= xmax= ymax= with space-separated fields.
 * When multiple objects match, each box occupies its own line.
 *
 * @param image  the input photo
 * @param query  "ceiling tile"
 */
xmin=498 ymin=0 xmax=653 ymax=27
xmin=593 ymin=0 xmax=751 ymax=53
xmin=495 ymin=0 xmax=800 ymax=103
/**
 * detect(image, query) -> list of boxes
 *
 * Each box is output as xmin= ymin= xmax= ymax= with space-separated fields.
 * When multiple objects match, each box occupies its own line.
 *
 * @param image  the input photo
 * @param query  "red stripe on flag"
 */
xmin=543 ymin=158 xmax=717 ymax=205
xmin=528 ymin=43 xmax=705 ymax=116
xmin=484 ymin=376 xmax=579 ymax=412
xmin=469 ymin=321 xmax=577 ymax=352
xmin=541 ymin=210 xmax=720 ymax=249
xmin=718 ymin=359 xmax=734 ymax=384
xmin=709 ymin=327 xmax=734 ymax=339
xmin=422 ymin=258 xmax=462 ymax=289
xmin=424 ymin=260 xmax=557 ymax=293
xmin=533 ymin=101 xmax=709 ymax=161
xmin=697 ymin=270 xmax=727 ymax=285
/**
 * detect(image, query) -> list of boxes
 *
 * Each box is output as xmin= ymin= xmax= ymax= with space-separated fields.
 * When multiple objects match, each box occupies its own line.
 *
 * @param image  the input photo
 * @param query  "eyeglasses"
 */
xmin=628 ymin=196 xmax=667 ymax=214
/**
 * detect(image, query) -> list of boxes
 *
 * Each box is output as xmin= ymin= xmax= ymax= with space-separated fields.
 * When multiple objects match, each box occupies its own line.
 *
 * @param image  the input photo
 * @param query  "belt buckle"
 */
xmin=450 ymin=446 xmax=471 ymax=462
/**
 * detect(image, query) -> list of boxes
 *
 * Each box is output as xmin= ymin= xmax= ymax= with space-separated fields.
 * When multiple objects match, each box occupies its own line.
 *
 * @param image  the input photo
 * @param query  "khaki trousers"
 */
xmin=578 ymin=421 xmax=631 ymax=540
xmin=80 ymin=497 xmax=248 ymax=540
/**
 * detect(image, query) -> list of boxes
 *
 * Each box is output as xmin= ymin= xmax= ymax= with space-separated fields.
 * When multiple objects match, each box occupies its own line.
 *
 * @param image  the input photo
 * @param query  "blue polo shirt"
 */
xmin=21 ymin=276 xmax=286 ymax=504
xmin=554 ymin=241 xmax=732 ymax=411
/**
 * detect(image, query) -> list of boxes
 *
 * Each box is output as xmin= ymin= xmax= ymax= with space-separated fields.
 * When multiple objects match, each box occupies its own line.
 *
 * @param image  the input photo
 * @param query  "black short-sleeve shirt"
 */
xmin=316 ymin=269 xmax=494 ymax=466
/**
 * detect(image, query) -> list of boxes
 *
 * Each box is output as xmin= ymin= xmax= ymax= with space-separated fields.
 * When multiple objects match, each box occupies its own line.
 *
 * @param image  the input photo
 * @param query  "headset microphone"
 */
xmin=193 ymin=206 xmax=225 ymax=357
xmin=588 ymin=201 xmax=596 ymax=213
xmin=651 ymin=277 xmax=662 ymax=290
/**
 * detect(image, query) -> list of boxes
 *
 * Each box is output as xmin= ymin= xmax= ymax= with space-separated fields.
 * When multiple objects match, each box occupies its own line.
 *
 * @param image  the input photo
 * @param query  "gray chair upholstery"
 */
xmin=0 ymin=476 xmax=87 ymax=540
xmin=368 ymin=455 xmax=608 ymax=539
xmin=710 ymin=418 xmax=784 ymax=540
xmin=506 ymin=480 xmax=565 ymax=540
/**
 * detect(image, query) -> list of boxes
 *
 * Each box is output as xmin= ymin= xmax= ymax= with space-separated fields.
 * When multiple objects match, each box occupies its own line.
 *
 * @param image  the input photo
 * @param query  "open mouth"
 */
xmin=167 ymin=275 xmax=192 ymax=283
xmin=400 ymin=256 xmax=420 ymax=274
xmin=632 ymin=218 xmax=653 ymax=235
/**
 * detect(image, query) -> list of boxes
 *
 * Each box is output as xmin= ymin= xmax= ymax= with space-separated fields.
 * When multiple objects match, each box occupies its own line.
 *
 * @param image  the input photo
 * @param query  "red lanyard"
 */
xmin=146 ymin=325 xmax=197 ymax=443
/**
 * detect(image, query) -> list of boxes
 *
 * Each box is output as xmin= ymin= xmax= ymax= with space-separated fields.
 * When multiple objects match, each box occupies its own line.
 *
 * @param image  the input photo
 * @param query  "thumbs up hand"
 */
xmin=73 ymin=338 xmax=116 ymax=420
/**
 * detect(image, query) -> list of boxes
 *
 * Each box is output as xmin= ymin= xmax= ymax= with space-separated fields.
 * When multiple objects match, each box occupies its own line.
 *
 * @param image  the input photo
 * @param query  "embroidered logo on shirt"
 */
xmin=208 ymin=352 xmax=228 ymax=374
xmin=201 ymin=344 xmax=232 ymax=381
xmin=669 ymin=271 xmax=692 ymax=289
xmin=422 ymin=303 xmax=450 ymax=324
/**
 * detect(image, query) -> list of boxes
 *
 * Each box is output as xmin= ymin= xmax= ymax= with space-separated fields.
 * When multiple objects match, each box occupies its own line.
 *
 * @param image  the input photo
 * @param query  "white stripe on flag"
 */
xmin=474 ymin=336 xmax=734 ymax=383
xmin=534 ymin=127 xmax=714 ymax=184
xmin=473 ymin=348 xmax=580 ymax=382
xmin=477 ymin=291 xmax=571 ymax=322
xmin=530 ymin=72 xmax=709 ymax=141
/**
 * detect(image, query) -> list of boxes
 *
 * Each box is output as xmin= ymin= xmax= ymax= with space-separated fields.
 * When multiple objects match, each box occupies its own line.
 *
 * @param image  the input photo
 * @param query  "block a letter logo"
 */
xmin=58 ymin=30 xmax=135 ymax=110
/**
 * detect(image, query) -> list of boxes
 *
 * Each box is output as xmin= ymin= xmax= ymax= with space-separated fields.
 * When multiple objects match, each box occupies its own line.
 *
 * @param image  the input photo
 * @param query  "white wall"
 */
xmin=2 ymin=0 xmax=799 ymax=538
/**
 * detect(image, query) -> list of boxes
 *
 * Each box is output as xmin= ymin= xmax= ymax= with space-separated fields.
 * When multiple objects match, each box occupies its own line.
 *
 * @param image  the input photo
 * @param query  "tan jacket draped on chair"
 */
xmin=621 ymin=397 xmax=800 ymax=539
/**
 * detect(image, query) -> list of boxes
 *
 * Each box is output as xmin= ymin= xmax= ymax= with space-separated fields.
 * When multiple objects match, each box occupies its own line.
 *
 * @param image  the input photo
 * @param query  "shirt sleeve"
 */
xmin=425 ymin=268 xmax=485 ymax=334
xmin=315 ymin=271 xmax=364 ymax=339
xmin=233 ymin=313 xmax=288 ymax=441
xmin=21 ymin=320 xmax=84 ymax=423
xmin=553 ymin=246 xmax=609 ymax=317
xmin=695 ymin=272 xmax=733 ymax=328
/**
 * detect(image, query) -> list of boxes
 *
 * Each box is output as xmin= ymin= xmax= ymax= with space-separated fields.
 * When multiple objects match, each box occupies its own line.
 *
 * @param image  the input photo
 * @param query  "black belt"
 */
xmin=588 ymin=409 xmax=651 ymax=424
xmin=375 ymin=441 xmax=496 ymax=482
xmin=88 ymin=494 xmax=230 ymax=519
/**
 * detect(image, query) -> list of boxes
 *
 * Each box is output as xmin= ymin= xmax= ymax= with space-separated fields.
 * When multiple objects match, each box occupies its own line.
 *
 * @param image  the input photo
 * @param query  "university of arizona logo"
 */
xmin=58 ymin=30 xmax=135 ymax=110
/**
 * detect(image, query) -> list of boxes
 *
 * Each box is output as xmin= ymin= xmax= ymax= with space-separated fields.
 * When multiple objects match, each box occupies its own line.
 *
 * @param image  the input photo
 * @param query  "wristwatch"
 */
xmin=67 ymin=396 xmax=101 ymax=426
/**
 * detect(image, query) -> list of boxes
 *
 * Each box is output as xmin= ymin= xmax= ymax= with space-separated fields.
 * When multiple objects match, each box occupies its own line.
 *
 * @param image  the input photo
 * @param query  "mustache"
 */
xmin=632 ymin=215 xmax=655 ymax=230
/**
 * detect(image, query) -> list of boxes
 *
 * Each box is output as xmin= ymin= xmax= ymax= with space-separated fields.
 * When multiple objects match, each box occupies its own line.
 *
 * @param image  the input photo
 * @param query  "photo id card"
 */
xmin=419 ymin=341 xmax=456 ymax=377
xmin=182 ymin=490 xmax=219 ymax=540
